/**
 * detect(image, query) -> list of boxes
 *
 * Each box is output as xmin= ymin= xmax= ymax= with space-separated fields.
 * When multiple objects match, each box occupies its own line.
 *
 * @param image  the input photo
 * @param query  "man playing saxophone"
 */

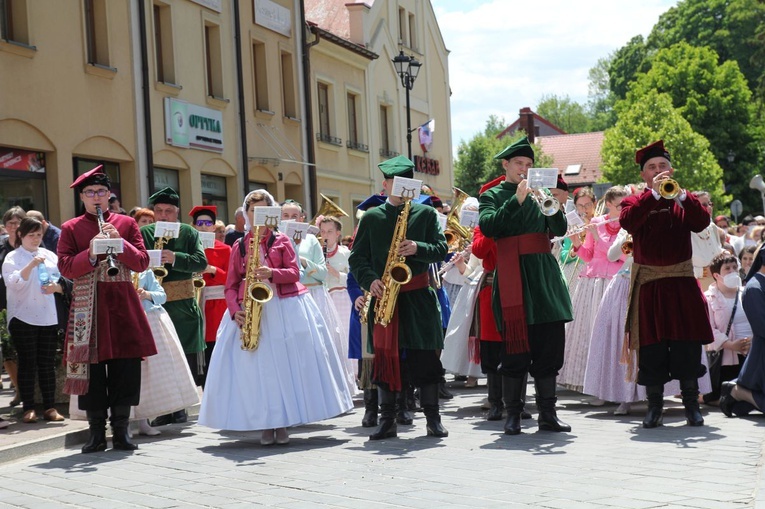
xmin=478 ymin=136 xmax=573 ymax=436
xmin=349 ymin=156 xmax=449 ymax=440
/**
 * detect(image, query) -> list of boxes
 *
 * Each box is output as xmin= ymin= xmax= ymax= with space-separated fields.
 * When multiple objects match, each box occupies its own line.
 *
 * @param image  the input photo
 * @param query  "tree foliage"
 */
xmin=602 ymin=91 xmax=728 ymax=210
xmin=454 ymin=116 xmax=552 ymax=196
xmin=586 ymin=56 xmax=618 ymax=131
xmin=608 ymin=35 xmax=648 ymax=100
xmin=624 ymin=42 xmax=762 ymax=213
xmin=535 ymin=94 xmax=590 ymax=134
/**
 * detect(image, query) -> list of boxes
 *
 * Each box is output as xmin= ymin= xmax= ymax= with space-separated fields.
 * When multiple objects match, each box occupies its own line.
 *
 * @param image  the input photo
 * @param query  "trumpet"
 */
xmin=621 ymin=234 xmax=634 ymax=255
xmin=659 ymin=178 xmax=680 ymax=200
xmin=95 ymin=205 xmax=120 ymax=276
xmin=529 ymin=188 xmax=560 ymax=216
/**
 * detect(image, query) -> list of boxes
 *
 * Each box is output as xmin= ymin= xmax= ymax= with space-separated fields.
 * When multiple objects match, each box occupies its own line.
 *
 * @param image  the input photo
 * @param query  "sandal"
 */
xmin=22 ymin=409 xmax=38 ymax=423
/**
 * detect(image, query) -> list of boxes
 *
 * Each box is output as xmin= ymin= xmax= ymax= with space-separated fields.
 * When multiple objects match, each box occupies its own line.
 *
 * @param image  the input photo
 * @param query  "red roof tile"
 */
xmin=305 ymin=0 xmax=370 ymax=41
xmin=537 ymin=131 xmax=605 ymax=186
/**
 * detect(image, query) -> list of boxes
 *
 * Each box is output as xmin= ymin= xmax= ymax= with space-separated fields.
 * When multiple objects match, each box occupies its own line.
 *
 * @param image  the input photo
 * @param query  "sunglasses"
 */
xmin=195 ymin=220 xmax=214 ymax=227
xmin=82 ymin=189 xmax=110 ymax=198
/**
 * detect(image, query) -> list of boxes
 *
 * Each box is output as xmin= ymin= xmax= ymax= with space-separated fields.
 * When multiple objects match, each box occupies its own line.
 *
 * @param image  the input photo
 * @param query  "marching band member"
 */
xmin=58 ymin=165 xmax=157 ymax=453
xmin=140 ymin=188 xmax=207 ymax=426
xmin=188 ymin=205 xmax=231 ymax=389
xmin=350 ymin=156 xmax=449 ymax=440
xmin=198 ymin=190 xmax=353 ymax=445
xmin=478 ymin=137 xmax=573 ymax=435
xmin=559 ymin=186 xmax=627 ymax=396
xmin=620 ymin=140 xmax=714 ymax=428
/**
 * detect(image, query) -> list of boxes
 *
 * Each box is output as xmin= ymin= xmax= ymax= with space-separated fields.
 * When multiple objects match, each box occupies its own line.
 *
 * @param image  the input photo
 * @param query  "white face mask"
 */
xmin=722 ymin=273 xmax=742 ymax=289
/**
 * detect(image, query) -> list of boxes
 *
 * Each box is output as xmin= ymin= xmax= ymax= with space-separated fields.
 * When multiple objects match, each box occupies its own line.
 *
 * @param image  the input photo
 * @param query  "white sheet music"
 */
xmin=154 ymin=221 xmax=180 ymax=239
xmin=92 ymin=239 xmax=124 ymax=254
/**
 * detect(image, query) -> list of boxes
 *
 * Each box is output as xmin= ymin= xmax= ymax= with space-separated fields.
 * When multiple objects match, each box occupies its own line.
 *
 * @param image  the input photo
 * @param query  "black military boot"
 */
xmin=111 ymin=406 xmax=138 ymax=451
xmin=680 ymin=379 xmax=704 ymax=426
xmin=361 ymin=388 xmax=378 ymax=428
xmin=396 ymin=389 xmax=414 ymax=425
xmin=520 ymin=373 xmax=532 ymax=419
xmin=81 ymin=410 xmax=108 ymax=454
xmin=438 ymin=369 xmax=454 ymax=400
xmin=420 ymin=384 xmax=448 ymax=437
xmin=369 ymin=387 xmax=397 ymax=440
xmin=642 ymin=385 xmax=664 ymax=428
xmin=486 ymin=372 xmax=503 ymax=421
xmin=535 ymin=377 xmax=571 ymax=432
xmin=502 ymin=375 xmax=525 ymax=435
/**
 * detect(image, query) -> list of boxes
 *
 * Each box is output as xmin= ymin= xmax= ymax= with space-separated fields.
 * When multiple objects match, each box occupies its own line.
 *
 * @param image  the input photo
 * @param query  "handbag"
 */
xmin=707 ymin=290 xmax=738 ymax=392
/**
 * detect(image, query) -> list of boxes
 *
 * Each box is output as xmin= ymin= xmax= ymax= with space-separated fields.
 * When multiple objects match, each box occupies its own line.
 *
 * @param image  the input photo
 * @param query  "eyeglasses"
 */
xmin=195 ymin=220 xmax=214 ymax=227
xmin=82 ymin=189 xmax=109 ymax=198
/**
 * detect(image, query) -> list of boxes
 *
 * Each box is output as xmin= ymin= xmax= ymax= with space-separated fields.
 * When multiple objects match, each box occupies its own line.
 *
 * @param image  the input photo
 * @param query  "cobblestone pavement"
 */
xmin=0 ymin=384 xmax=764 ymax=509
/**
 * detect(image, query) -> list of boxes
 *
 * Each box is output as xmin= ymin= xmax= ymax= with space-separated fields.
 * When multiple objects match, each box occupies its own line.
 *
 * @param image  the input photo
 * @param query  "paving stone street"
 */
xmin=1 ymin=381 xmax=764 ymax=509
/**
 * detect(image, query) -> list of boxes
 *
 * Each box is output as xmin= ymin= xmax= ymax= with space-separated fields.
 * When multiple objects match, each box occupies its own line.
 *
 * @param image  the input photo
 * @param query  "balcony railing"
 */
xmin=379 ymin=148 xmax=399 ymax=159
xmin=316 ymin=132 xmax=342 ymax=146
xmin=346 ymin=140 xmax=369 ymax=152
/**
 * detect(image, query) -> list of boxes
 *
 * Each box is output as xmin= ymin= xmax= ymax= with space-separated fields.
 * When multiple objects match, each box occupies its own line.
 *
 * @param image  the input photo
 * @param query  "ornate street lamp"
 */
xmin=393 ymin=50 xmax=422 ymax=160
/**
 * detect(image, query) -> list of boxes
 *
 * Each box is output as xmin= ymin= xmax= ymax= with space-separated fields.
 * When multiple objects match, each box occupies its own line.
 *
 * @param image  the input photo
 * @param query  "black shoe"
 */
xmin=426 ymin=418 xmax=449 ymax=437
xmin=534 ymin=377 xmax=571 ymax=432
xmin=680 ymin=379 xmax=704 ymax=426
xmin=112 ymin=428 xmax=138 ymax=451
xmin=719 ymin=381 xmax=736 ymax=418
xmin=150 ymin=414 xmax=173 ymax=427
xmin=172 ymin=409 xmax=188 ymax=423
xmin=438 ymin=383 xmax=454 ymax=400
xmin=642 ymin=407 xmax=664 ymax=428
xmin=420 ymin=384 xmax=448 ymax=438
xmin=396 ymin=409 xmax=413 ymax=425
xmin=396 ymin=391 xmax=413 ymax=425
xmin=370 ymin=387 xmax=397 ymax=440
xmin=82 ymin=410 xmax=107 ymax=454
xmin=642 ymin=384 xmax=664 ymax=429
xmin=361 ymin=408 xmax=378 ymax=428
xmin=486 ymin=404 xmax=503 ymax=421
xmin=504 ymin=413 xmax=521 ymax=435
xmin=501 ymin=376 xmax=526 ymax=435
xmin=369 ymin=419 xmax=397 ymax=440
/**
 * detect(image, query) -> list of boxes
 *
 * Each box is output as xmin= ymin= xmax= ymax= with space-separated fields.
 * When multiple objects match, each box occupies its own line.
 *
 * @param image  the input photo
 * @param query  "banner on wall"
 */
xmin=0 ymin=148 xmax=46 ymax=173
xmin=164 ymin=98 xmax=224 ymax=153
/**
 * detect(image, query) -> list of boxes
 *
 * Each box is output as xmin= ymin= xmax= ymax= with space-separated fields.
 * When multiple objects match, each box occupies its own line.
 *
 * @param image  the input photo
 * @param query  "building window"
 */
xmin=248 ymin=181 xmax=270 ymax=194
xmin=347 ymin=93 xmax=358 ymax=144
xmin=153 ymin=167 xmax=179 ymax=194
xmin=0 ymin=0 xmax=30 ymax=45
xmin=316 ymin=82 xmax=340 ymax=145
xmin=252 ymin=41 xmax=269 ymax=112
xmin=201 ymin=174 xmax=228 ymax=224
xmin=73 ymin=158 xmax=121 ymax=213
xmin=84 ymin=0 xmax=110 ymax=67
xmin=0 ymin=147 xmax=46 ymax=217
xmin=398 ymin=7 xmax=406 ymax=45
xmin=281 ymin=51 xmax=297 ymax=119
xmin=380 ymin=105 xmax=390 ymax=153
xmin=408 ymin=13 xmax=416 ymax=50
xmin=153 ymin=3 xmax=175 ymax=84
xmin=204 ymin=23 xmax=223 ymax=99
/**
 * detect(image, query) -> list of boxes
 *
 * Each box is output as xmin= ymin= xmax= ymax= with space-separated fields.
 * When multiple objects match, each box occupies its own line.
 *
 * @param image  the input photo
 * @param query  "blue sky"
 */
xmin=431 ymin=0 xmax=680 ymax=151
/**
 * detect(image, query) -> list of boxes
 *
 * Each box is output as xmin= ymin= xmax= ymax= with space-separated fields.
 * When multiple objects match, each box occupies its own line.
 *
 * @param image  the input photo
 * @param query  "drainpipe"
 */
xmin=299 ymin=0 xmax=320 ymax=216
xmin=233 ymin=0 xmax=249 ymax=200
xmin=137 ymin=0 xmax=155 ymax=195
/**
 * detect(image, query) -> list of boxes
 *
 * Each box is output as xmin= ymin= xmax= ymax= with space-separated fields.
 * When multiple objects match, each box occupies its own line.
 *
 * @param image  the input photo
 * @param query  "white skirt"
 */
xmin=309 ymin=286 xmax=358 ymax=396
xmin=198 ymin=292 xmax=354 ymax=431
xmin=441 ymin=269 xmax=484 ymax=379
xmin=582 ymin=272 xmax=713 ymax=402
xmin=559 ymin=276 xmax=609 ymax=392
xmin=329 ymin=288 xmax=358 ymax=379
xmin=70 ymin=308 xmax=200 ymax=420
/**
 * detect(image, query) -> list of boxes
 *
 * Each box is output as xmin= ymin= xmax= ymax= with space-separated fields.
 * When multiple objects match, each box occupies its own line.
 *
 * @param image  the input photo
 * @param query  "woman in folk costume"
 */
xmin=559 ymin=187 xmax=597 ymax=296
xmin=582 ymin=226 xmax=713 ymax=415
xmin=188 ymin=205 xmax=231 ymax=389
xmin=318 ymin=215 xmax=358 ymax=381
xmin=69 ymin=269 xmax=200 ymax=436
xmin=558 ymin=186 xmax=628 ymax=395
xmin=280 ymin=201 xmax=357 ymax=396
xmin=58 ymin=165 xmax=157 ymax=453
xmin=199 ymin=190 xmax=353 ymax=445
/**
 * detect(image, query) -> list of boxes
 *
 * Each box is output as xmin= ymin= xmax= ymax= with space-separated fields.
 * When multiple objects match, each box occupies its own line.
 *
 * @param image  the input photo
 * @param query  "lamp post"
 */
xmin=393 ymin=50 xmax=421 ymax=161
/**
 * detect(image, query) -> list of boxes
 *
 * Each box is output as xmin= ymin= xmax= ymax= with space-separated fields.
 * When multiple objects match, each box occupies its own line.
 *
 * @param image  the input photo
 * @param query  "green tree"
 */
xmin=608 ymin=35 xmax=648 ymax=100
xmin=535 ymin=94 xmax=590 ymax=134
xmin=625 ymin=42 xmax=762 ymax=213
xmin=587 ymin=56 xmax=618 ymax=131
xmin=602 ymin=91 xmax=727 ymax=210
xmin=646 ymin=0 xmax=765 ymax=97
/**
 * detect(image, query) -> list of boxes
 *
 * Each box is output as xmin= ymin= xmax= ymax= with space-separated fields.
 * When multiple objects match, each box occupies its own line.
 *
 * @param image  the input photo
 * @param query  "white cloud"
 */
xmin=432 ymin=0 xmax=679 ymax=148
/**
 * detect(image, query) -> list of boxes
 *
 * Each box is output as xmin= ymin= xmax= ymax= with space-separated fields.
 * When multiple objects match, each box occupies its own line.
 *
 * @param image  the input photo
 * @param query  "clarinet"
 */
xmin=95 ymin=205 xmax=120 ymax=276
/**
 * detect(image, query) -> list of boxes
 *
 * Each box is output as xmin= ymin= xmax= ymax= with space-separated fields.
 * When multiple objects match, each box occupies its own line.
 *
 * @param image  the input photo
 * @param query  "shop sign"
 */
xmin=188 ymin=0 xmax=222 ymax=13
xmin=414 ymin=155 xmax=440 ymax=176
xmin=164 ymin=98 xmax=224 ymax=153
xmin=0 ymin=148 xmax=45 ymax=173
xmin=254 ymin=0 xmax=291 ymax=37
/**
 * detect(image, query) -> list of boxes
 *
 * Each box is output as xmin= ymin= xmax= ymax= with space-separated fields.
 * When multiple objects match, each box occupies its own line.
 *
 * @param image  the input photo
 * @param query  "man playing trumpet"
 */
xmin=620 ymin=140 xmax=714 ymax=428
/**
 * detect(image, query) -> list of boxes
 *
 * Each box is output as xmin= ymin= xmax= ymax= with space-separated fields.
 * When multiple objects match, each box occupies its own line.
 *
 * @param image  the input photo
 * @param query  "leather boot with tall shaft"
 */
xmin=369 ymin=387 xmax=397 ymax=440
xmin=111 ymin=406 xmax=138 ymax=451
xmin=643 ymin=385 xmax=664 ymax=428
xmin=420 ymin=384 xmax=448 ymax=437
xmin=486 ymin=372 xmax=503 ymax=421
xmin=502 ymin=376 xmax=525 ymax=435
xmin=361 ymin=388 xmax=378 ymax=428
xmin=520 ymin=372 xmax=532 ymax=419
xmin=81 ymin=410 xmax=108 ymax=453
xmin=535 ymin=377 xmax=571 ymax=432
xmin=680 ymin=379 xmax=704 ymax=426
xmin=396 ymin=389 xmax=414 ymax=425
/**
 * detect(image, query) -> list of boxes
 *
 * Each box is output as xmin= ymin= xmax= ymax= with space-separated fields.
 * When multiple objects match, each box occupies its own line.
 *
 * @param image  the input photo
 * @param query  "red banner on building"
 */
xmin=414 ymin=155 xmax=440 ymax=176
xmin=0 ymin=148 xmax=46 ymax=173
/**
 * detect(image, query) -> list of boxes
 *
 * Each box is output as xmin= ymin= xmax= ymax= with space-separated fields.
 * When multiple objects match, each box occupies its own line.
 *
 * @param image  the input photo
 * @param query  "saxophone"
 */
xmin=240 ymin=234 xmax=273 ymax=350
xmin=374 ymin=199 xmax=413 ymax=327
xmin=152 ymin=229 xmax=171 ymax=284
xmin=359 ymin=291 xmax=371 ymax=326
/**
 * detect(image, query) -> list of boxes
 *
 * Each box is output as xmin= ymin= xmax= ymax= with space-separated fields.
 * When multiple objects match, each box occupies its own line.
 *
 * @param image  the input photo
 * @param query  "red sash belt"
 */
xmin=372 ymin=272 xmax=429 ymax=392
xmin=495 ymin=233 xmax=551 ymax=354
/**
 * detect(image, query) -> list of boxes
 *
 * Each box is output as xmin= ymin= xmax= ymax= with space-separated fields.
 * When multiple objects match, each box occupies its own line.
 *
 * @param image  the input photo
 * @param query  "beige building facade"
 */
xmin=1 ymin=0 xmax=451 ymax=230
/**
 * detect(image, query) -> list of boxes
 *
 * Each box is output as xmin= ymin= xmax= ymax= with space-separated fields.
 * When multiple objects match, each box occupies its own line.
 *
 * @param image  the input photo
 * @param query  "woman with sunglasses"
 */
xmin=189 ymin=206 xmax=231 ymax=388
